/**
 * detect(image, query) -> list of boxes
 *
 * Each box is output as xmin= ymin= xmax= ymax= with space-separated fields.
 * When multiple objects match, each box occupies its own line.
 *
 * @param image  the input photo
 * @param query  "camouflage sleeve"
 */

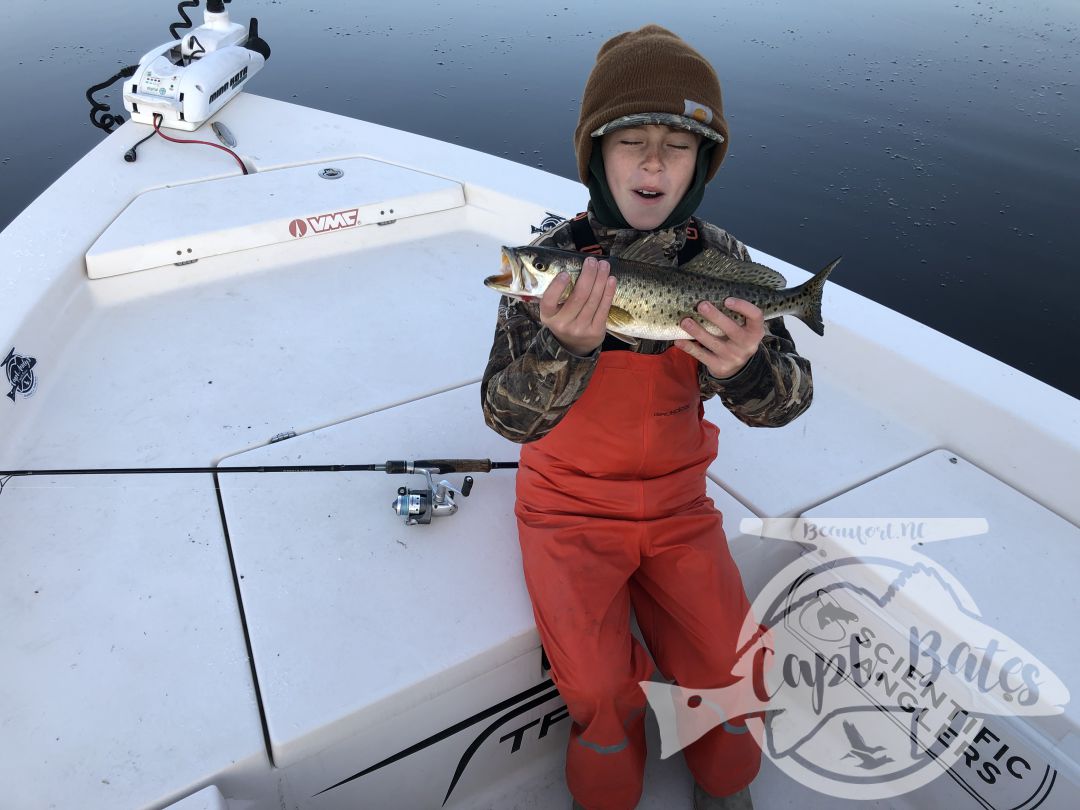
xmin=698 ymin=316 xmax=813 ymax=427
xmin=479 ymin=221 xmax=599 ymax=444
xmin=698 ymin=220 xmax=752 ymax=263
xmin=480 ymin=297 xmax=599 ymax=443
xmin=692 ymin=222 xmax=813 ymax=427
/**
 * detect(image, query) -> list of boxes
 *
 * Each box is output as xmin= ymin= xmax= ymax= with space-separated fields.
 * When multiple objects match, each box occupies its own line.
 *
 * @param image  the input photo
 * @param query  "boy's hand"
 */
xmin=539 ymin=256 xmax=618 ymax=356
xmin=675 ymin=298 xmax=765 ymax=379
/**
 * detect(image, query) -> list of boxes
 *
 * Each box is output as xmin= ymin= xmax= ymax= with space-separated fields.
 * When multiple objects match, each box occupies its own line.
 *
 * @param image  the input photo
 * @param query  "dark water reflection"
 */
xmin=1 ymin=0 xmax=1077 ymax=396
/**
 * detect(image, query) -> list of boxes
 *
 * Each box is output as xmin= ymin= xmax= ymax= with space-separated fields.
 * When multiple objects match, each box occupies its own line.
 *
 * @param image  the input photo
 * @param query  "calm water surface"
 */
xmin=1 ymin=0 xmax=1077 ymax=396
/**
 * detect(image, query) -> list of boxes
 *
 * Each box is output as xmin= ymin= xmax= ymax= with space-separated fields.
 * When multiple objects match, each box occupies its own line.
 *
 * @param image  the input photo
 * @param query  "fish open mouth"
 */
xmin=483 ymin=250 xmax=516 ymax=291
xmin=485 ymin=248 xmax=538 ymax=297
xmin=484 ymin=270 xmax=514 ymax=289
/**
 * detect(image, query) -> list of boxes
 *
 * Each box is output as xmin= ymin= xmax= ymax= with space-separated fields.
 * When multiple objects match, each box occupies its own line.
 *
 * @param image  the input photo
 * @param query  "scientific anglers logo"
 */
xmin=289 ymin=208 xmax=360 ymax=238
xmin=642 ymin=518 xmax=1069 ymax=804
xmin=531 ymin=212 xmax=566 ymax=234
xmin=3 ymin=347 xmax=37 ymax=402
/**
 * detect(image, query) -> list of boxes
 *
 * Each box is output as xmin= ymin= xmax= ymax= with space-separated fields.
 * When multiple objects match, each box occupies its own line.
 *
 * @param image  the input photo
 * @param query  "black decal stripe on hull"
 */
xmin=314 ymin=677 xmax=555 ymax=797
xmin=442 ymin=688 xmax=562 ymax=805
xmin=1023 ymin=767 xmax=1057 ymax=810
xmin=893 ymin=717 xmax=1059 ymax=810
xmin=938 ymin=747 xmax=1057 ymax=809
xmin=941 ymin=761 xmax=996 ymax=810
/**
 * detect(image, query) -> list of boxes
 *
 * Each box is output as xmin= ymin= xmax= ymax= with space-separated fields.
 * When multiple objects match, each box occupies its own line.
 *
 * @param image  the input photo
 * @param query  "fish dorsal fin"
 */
xmin=683 ymin=248 xmax=788 ymax=288
xmin=615 ymin=235 xmax=671 ymax=267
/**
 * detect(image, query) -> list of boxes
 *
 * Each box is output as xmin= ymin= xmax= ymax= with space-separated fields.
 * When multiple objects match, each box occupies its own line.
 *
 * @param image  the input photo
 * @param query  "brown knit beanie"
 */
xmin=574 ymin=25 xmax=728 ymax=184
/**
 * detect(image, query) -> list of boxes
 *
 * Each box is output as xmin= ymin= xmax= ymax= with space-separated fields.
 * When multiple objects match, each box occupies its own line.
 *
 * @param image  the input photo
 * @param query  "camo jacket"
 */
xmin=481 ymin=209 xmax=813 ymax=443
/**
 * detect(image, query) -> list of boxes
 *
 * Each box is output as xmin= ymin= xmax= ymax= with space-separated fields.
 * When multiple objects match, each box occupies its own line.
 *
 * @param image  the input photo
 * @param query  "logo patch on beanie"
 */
xmin=683 ymin=100 xmax=713 ymax=125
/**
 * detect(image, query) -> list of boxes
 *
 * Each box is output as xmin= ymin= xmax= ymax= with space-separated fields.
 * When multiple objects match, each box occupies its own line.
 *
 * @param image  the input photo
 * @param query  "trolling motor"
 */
xmin=122 ymin=0 xmax=270 ymax=131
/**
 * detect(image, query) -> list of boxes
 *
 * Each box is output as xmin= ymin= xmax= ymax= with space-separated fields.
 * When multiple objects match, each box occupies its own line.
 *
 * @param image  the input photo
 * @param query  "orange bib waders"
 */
xmin=516 ymin=347 xmax=761 ymax=810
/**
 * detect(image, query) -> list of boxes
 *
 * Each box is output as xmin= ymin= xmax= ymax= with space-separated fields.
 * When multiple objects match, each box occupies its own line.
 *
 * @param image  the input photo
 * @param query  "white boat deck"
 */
xmin=2 ymin=93 xmax=1078 ymax=809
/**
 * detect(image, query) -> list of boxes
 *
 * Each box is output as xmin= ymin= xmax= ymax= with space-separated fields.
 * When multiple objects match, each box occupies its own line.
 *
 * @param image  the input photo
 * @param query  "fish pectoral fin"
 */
xmin=606 ymin=304 xmax=634 ymax=330
xmin=605 ymin=306 xmax=640 ymax=345
xmin=684 ymin=248 xmax=788 ymax=289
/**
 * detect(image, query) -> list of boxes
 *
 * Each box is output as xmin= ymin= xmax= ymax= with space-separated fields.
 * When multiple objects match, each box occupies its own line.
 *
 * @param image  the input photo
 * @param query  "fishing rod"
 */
xmin=0 ymin=459 xmax=520 ymax=525
xmin=0 ymin=459 xmax=518 ymax=477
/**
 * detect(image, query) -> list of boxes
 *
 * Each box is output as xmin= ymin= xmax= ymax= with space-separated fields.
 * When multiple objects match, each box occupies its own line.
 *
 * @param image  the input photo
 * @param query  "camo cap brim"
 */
xmin=591 ymin=113 xmax=725 ymax=144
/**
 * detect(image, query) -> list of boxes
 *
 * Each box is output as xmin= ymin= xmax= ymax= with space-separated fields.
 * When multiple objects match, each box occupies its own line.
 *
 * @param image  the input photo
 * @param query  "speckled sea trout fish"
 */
xmin=484 ymin=238 xmax=839 ymax=342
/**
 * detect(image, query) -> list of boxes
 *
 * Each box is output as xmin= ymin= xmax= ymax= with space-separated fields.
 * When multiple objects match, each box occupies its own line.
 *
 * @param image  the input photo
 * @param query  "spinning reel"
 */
xmin=391 ymin=466 xmax=475 ymax=526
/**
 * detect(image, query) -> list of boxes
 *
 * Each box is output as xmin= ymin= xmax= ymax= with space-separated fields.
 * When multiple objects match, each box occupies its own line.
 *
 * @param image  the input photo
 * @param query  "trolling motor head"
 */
xmin=122 ymin=0 xmax=270 ymax=131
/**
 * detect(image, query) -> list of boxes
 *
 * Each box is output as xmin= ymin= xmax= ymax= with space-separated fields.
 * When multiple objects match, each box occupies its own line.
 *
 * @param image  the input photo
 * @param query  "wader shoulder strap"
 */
xmin=568 ymin=212 xmax=705 ymax=265
xmin=569 ymin=212 xmax=605 ymax=255
xmin=677 ymin=220 xmax=704 ymax=265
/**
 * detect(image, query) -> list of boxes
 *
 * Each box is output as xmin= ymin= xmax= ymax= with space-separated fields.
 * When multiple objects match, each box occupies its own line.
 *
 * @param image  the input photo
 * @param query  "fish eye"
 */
xmin=534 ymin=261 xmax=545 ymax=271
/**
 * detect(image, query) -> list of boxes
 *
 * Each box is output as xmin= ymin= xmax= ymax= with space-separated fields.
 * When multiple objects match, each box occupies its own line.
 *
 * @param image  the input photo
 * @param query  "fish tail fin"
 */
xmin=792 ymin=256 xmax=840 ymax=336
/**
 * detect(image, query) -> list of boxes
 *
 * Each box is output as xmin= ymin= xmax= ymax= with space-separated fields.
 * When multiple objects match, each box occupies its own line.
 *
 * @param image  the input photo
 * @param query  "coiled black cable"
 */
xmin=169 ymin=0 xmax=201 ymax=40
xmin=85 ymin=64 xmax=138 ymax=133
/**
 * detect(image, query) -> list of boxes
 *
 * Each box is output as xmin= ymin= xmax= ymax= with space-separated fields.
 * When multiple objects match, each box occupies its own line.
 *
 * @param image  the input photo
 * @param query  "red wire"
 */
xmin=152 ymin=114 xmax=249 ymax=174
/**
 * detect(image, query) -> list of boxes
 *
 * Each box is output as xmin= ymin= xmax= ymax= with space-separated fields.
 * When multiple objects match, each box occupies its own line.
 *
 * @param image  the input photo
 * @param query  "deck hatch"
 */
xmin=85 ymin=157 xmax=464 ymax=279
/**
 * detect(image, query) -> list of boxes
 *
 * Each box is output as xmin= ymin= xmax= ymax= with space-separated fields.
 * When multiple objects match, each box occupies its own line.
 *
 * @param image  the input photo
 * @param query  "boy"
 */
xmin=481 ymin=25 xmax=813 ymax=810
